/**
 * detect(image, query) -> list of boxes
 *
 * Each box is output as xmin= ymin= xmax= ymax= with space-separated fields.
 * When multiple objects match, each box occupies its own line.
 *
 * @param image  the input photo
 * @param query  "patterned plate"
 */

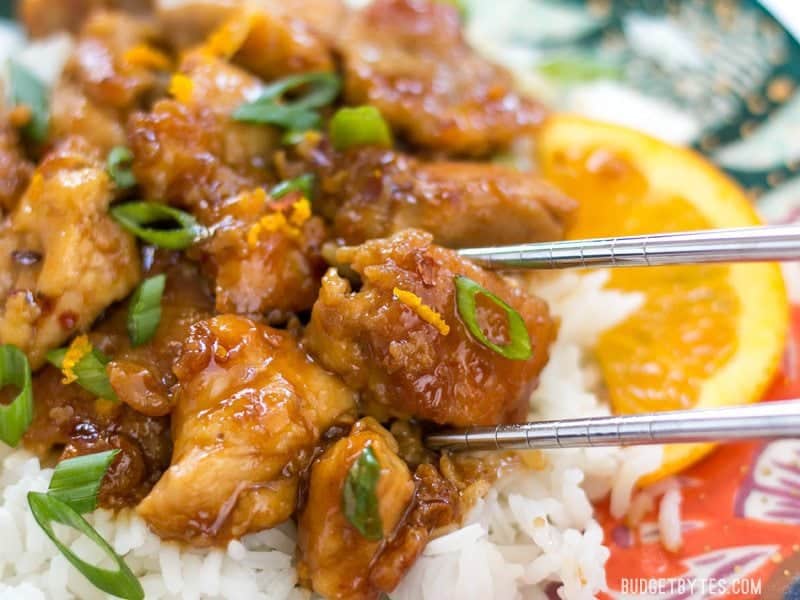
xmin=5 ymin=0 xmax=800 ymax=598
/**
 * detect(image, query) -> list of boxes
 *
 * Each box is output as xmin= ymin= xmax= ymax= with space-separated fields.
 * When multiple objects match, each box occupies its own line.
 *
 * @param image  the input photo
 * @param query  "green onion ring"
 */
xmin=127 ymin=274 xmax=166 ymax=347
xmin=454 ymin=275 xmax=533 ymax=360
xmin=48 ymin=449 xmax=120 ymax=514
xmin=271 ymin=174 xmax=315 ymax=200
xmin=110 ymin=202 xmax=205 ymax=250
xmin=107 ymin=147 xmax=137 ymax=189
xmin=0 ymin=345 xmax=33 ymax=447
xmin=46 ymin=346 xmax=118 ymax=402
xmin=27 ymin=492 xmax=144 ymax=600
xmin=329 ymin=106 xmax=393 ymax=151
xmin=342 ymin=445 xmax=383 ymax=541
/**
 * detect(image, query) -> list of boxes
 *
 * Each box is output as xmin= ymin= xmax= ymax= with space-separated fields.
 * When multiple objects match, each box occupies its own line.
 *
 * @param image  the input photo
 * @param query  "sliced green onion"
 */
xmin=9 ymin=60 xmax=49 ymax=143
xmin=537 ymin=57 xmax=621 ymax=84
xmin=329 ymin=106 xmax=393 ymax=151
xmin=110 ymin=202 xmax=205 ymax=250
xmin=271 ymin=174 xmax=315 ymax=200
xmin=107 ymin=147 xmax=137 ymax=189
xmin=48 ymin=449 xmax=119 ymax=514
xmin=127 ymin=274 xmax=166 ymax=347
xmin=46 ymin=347 xmax=118 ymax=401
xmin=27 ymin=492 xmax=144 ymax=600
xmin=233 ymin=72 xmax=340 ymax=130
xmin=342 ymin=445 xmax=383 ymax=541
xmin=0 ymin=345 xmax=33 ymax=447
xmin=281 ymin=129 xmax=308 ymax=145
xmin=454 ymin=275 xmax=532 ymax=360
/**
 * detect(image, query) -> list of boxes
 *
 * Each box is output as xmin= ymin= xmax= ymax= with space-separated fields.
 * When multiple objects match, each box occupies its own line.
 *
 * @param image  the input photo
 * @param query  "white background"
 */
xmin=761 ymin=0 xmax=800 ymax=38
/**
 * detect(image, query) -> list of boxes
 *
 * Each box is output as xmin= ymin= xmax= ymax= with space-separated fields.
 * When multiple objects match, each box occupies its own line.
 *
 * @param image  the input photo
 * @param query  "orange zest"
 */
xmin=246 ymin=191 xmax=312 ymax=248
xmin=60 ymin=335 xmax=93 ymax=385
xmin=204 ymin=12 xmax=258 ymax=59
xmin=538 ymin=115 xmax=789 ymax=483
xmin=392 ymin=288 xmax=450 ymax=335
xmin=168 ymin=74 xmax=194 ymax=103
xmin=123 ymin=44 xmax=171 ymax=70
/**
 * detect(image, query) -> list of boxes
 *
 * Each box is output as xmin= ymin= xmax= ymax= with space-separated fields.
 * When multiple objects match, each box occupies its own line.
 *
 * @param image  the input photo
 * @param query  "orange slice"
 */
xmin=537 ymin=115 xmax=789 ymax=483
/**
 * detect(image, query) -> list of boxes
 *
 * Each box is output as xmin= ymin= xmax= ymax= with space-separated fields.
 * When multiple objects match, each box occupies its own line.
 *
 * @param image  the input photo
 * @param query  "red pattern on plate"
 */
xmin=601 ymin=306 xmax=800 ymax=599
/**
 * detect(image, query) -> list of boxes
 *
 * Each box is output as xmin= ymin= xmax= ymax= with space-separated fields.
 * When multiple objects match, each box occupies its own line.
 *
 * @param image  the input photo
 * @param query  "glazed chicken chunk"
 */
xmin=305 ymin=229 xmax=557 ymax=426
xmin=298 ymin=418 xmax=457 ymax=600
xmin=0 ymin=137 xmax=140 ymax=368
xmin=137 ymin=314 xmax=356 ymax=545
xmin=308 ymin=145 xmax=576 ymax=247
xmin=340 ymin=0 xmax=546 ymax=156
xmin=0 ymin=115 xmax=33 ymax=213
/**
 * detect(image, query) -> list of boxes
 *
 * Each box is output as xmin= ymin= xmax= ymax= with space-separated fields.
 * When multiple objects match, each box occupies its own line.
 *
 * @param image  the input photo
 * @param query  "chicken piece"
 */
xmin=0 ymin=137 xmax=141 ymax=368
xmin=308 ymin=145 xmax=576 ymax=247
xmin=305 ymin=229 xmax=556 ymax=426
xmin=0 ymin=117 xmax=33 ymax=213
xmin=155 ymin=1 xmax=335 ymax=78
xmin=19 ymin=0 xmax=153 ymax=37
xmin=298 ymin=418 xmax=458 ymax=600
xmin=23 ymin=366 xmax=172 ymax=509
xmin=50 ymin=11 xmax=167 ymax=152
xmin=137 ymin=315 xmax=356 ymax=545
xmin=257 ymin=0 xmax=347 ymax=42
xmin=340 ymin=0 xmax=546 ymax=156
xmin=201 ymin=189 xmax=328 ymax=318
xmin=100 ymin=254 xmax=215 ymax=416
xmin=128 ymin=51 xmax=274 ymax=222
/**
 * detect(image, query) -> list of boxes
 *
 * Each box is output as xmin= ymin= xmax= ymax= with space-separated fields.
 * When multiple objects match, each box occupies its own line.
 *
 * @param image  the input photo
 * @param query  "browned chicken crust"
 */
xmin=305 ymin=229 xmax=557 ymax=426
xmin=340 ymin=0 xmax=546 ymax=156
xmin=137 ymin=314 xmax=356 ymax=545
xmin=306 ymin=144 xmax=576 ymax=247
xmin=0 ymin=137 xmax=141 ymax=368
xmin=298 ymin=418 xmax=457 ymax=600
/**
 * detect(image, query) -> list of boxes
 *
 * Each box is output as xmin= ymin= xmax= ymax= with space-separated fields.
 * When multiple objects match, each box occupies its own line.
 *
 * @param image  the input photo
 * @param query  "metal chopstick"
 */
xmin=425 ymin=400 xmax=800 ymax=452
xmin=457 ymin=224 xmax=800 ymax=270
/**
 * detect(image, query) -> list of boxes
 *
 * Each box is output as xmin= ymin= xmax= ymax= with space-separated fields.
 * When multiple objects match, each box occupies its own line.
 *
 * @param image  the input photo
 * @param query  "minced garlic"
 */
xmin=168 ymin=74 xmax=194 ymax=103
xmin=123 ymin=44 xmax=171 ymax=70
xmin=60 ymin=335 xmax=92 ymax=385
xmin=392 ymin=288 xmax=450 ymax=335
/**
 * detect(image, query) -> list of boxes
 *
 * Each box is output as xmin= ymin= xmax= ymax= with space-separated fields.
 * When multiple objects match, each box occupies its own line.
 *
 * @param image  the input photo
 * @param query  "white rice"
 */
xmin=0 ymin=271 xmax=678 ymax=599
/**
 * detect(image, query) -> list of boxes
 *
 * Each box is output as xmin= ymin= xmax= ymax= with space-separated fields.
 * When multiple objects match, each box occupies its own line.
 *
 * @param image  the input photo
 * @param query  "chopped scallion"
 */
xmin=27 ymin=492 xmax=144 ymax=600
xmin=46 ymin=346 xmax=118 ymax=401
xmin=48 ymin=449 xmax=120 ymax=514
xmin=107 ymin=147 xmax=137 ymax=189
xmin=110 ymin=202 xmax=205 ymax=250
xmin=233 ymin=72 xmax=340 ymax=131
xmin=8 ymin=60 xmax=49 ymax=143
xmin=127 ymin=274 xmax=166 ymax=347
xmin=342 ymin=445 xmax=383 ymax=541
xmin=271 ymin=174 xmax=315 ymax=200
xmin=453 ymin=275 xmax=532 ymax=360
xmin=329 ymin=106 xmax=393 ymax=151
xmin=0 ymin=345 xmax=33 ymax=447
xmin=537 ymin=57 xmax=622 ymax=84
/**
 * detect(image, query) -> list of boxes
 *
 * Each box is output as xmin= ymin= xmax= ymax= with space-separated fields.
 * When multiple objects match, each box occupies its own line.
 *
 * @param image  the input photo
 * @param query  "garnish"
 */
xmin=47 ymin=339 xmax=118 ymax=401
xmin=537 ymin=56 xmax=622 ymax=84
xmin=246 ymin=194 xmax=312 ymax=247
xmin=392 ymin=288 xmax=450 ymax=335
xmin=168 ymin=73 xmax=194 ymax=103
xmin=27 ymin=492 xmax=144 ymax=600
xmin=342 ymin=445 xmax=383 ymax=541
xmin=48 ymin=449 xmax=120 ymax=514
xmin=127 ymin=274 xmax=166 ymax=347
xmin=110 ymin=202 xmax=205 ymax=250
xmin=0 ymin=345 xmax=33 ymax=447
xmin=329 ymin=106 xmax=393 ymax=151
xmin=107 ymin=146 xmax=137 ymax=189
xmin=204 ymin=12 xmax=257 ymax=59
xmin=122 ymin=44 xmax=171 ymax=70
xmin=271 ymin=174 xmax=315 ymax=200
xmin=453 ymin=275 xmax=532 ymax=360
xmin=8 ymin=60 xmax=49 ymax=143
xmin=233 ymin=72 xmax=340 ymax=131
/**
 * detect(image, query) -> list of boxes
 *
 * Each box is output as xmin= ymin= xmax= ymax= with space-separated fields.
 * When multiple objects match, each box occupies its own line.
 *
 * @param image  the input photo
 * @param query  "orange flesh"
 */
xmin=543 ymin=147 xmax=738 ymax=414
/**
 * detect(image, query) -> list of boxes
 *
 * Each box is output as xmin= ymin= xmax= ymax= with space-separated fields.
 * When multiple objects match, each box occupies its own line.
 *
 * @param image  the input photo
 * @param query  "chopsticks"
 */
xmin=425 ymin=400 xmax=800 ymax=452
xmin=457 ymin=225 xmax=800 ymax=270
